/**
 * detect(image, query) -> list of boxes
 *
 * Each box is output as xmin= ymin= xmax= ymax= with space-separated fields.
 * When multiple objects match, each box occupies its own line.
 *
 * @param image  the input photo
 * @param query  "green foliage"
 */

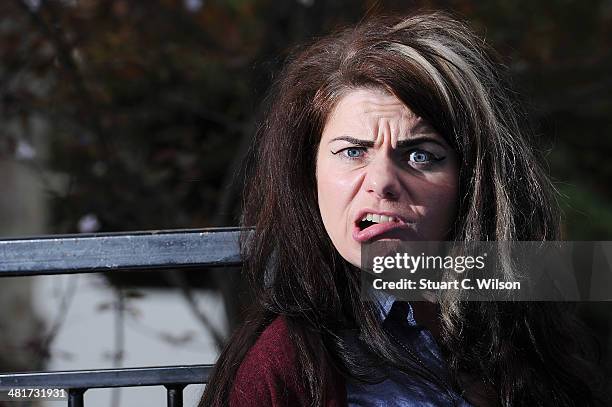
xmin=559 ymin=183 xmax=612 ymax=240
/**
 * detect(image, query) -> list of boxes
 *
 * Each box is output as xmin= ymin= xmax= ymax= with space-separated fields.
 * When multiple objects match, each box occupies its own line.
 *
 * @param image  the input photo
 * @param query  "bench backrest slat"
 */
xmin=0 ymin=228 xmax=243 ymax=277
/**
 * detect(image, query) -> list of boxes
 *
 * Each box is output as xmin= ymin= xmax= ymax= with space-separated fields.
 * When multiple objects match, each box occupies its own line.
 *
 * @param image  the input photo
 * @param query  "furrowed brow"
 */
xmin=328 ymin=136 xmax=374 ymax=147
xmin=396 ymin=136 xmax=446 ymax=148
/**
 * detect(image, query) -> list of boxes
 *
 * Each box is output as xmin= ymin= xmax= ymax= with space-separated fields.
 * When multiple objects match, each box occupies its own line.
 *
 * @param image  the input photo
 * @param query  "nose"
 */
xmin=364 ymin=153 xmax=401 ymax=200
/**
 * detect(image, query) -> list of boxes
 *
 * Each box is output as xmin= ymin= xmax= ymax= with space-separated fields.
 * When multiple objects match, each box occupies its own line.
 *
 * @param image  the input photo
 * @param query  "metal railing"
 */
xmin=0 ymin=228 xmax=243 ymax=407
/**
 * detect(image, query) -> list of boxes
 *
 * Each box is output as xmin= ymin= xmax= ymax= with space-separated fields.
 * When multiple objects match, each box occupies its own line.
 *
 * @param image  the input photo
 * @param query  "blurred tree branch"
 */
xmin=14 ymin=0 xmax=113 ymax=156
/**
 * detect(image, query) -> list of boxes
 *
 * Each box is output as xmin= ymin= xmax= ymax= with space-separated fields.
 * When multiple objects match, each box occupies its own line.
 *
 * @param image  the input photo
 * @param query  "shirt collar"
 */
xmin=369 ymin=289 xmax=417 ymax=326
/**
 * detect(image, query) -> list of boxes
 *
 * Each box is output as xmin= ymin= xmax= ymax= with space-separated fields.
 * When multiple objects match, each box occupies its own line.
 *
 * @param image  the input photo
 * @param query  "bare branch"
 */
xmin=164 ymin=270 xmax=226 ymax=351
xmin=38 ymin=275 xmax=79 ymax=364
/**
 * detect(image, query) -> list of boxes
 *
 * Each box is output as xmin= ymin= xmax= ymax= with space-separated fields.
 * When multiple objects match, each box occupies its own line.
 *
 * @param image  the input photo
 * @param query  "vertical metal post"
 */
xmin=165 ymin=384 xmax=185 ymax=407
xmin=166 ymin=384 xmax=185 ymax=407
xmin=68 ymin=388 xmax=85 ymax=407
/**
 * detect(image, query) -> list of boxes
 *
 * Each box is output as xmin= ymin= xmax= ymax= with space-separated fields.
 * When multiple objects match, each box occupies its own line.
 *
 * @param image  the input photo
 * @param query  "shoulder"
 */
xmin=230 ymin=316 xmax=306 ymax=406
xmin=229 ymin=316 xmax=347 ymax=407
xmin=243 ymin=316 xmax=297 ymax=368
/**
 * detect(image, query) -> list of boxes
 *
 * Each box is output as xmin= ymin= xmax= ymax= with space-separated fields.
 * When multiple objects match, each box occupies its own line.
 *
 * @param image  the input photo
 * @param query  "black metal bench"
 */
xmin=0 ymin=228 xmax=242 ymax=407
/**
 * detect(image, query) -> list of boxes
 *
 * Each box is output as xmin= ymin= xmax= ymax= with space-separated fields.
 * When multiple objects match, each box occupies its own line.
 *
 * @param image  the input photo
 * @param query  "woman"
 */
xmin=200 ymin=12 xmax=605 ymax=407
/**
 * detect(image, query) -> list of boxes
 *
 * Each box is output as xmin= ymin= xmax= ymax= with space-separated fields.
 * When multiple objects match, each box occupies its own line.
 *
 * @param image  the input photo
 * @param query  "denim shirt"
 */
xmin=346 ymin=292 xmax=473 ymax=407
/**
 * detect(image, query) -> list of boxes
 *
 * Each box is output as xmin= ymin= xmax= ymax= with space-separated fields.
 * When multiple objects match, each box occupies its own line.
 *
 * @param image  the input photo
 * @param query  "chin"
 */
xmin=346 ymin=255 xmax=361 ymax=268
xmin=340 ymin=250 xmax=360 ymax=269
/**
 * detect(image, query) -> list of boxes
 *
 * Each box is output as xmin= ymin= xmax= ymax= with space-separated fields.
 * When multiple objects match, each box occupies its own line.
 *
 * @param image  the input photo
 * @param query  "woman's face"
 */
xmin=316 ymin=88 xmax=459 ymax=267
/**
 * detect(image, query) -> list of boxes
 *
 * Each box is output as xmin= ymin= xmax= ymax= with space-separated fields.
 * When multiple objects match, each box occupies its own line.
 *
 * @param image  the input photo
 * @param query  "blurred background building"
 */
xmin=1 ymin=0 xmax=611 ymax=406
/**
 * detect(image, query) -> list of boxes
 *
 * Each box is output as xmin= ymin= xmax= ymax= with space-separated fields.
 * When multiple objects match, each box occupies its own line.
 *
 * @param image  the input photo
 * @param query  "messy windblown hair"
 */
xmin=201 ymin=12 xmax=605 ymax=407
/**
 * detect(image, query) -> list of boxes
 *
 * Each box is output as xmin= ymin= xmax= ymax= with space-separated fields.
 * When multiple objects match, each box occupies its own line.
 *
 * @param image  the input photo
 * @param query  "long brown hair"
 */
xmin=201 ymin=12 xmax=605 ymax=406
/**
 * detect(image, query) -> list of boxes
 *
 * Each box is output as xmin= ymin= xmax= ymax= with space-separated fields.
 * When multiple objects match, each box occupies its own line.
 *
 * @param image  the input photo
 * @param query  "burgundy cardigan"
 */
xmin=229 ymin=317 xmax=348 ymax=406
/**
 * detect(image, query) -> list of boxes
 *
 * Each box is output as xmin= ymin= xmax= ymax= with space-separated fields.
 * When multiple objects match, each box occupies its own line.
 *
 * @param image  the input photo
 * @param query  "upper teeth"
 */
xmin=362 ymin=213 xmax=396 ymax=223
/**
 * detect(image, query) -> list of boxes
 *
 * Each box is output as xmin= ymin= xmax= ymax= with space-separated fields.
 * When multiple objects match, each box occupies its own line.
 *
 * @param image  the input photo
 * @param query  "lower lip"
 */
xmin=352 ymin=221 xmax=416 ymax=243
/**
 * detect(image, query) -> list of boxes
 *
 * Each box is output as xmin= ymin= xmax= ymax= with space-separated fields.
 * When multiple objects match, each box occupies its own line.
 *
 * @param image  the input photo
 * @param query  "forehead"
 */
xmin=323 ymin=88 xmax=432 ymax=139
xmin=334 ymin=88 xmax=411 ymax=115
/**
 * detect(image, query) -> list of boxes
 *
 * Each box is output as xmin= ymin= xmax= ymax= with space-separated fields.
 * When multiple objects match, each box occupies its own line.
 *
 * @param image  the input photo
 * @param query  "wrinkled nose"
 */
xmin=364 ymin=154 xmax=401 ymax=200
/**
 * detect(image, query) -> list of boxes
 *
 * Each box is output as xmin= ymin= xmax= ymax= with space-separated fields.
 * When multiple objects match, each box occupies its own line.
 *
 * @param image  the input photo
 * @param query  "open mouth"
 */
xmin=358 ymin=214 xmax=399 ymax=231
xmin=353 ymin=212 xmax=415 ymax=243
xmin=358 ymin=219 xmax=376 ymax=230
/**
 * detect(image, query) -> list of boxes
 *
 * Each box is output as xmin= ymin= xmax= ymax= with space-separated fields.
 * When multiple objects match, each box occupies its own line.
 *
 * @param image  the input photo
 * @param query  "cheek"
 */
xmin=316 ymin=162 xmax=363 ymax=267
xmin=317 ymin=169 xmax=347 ymax=227
xmin=316 ymin=160 xmax=360 ymax=240
xmin=316 ymin=181 xmax=334 ymax=231
xmin=431 ymin=184 xmax=458 ymax=220
xmin=414 ymin=169 xmax=459 ymax=236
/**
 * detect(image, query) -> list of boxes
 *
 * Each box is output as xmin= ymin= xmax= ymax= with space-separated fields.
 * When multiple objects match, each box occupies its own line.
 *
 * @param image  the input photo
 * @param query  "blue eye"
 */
xmin=409 ymin=150 xmax=434 ymax=163
xmin=331 ymin=146 xmax=366 ymax=160
xmin=345 ymin=148 xmax=363 ymax=158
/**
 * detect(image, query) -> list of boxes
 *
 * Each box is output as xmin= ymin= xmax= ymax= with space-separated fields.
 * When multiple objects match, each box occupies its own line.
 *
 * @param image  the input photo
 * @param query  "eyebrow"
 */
xmin=328 ymin=135 xmax=447 ymax=148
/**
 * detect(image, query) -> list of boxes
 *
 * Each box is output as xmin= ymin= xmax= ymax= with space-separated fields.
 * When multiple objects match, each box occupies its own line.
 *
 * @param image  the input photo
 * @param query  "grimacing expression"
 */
xmin=315 ymin=88 xmax=459 ymax=267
